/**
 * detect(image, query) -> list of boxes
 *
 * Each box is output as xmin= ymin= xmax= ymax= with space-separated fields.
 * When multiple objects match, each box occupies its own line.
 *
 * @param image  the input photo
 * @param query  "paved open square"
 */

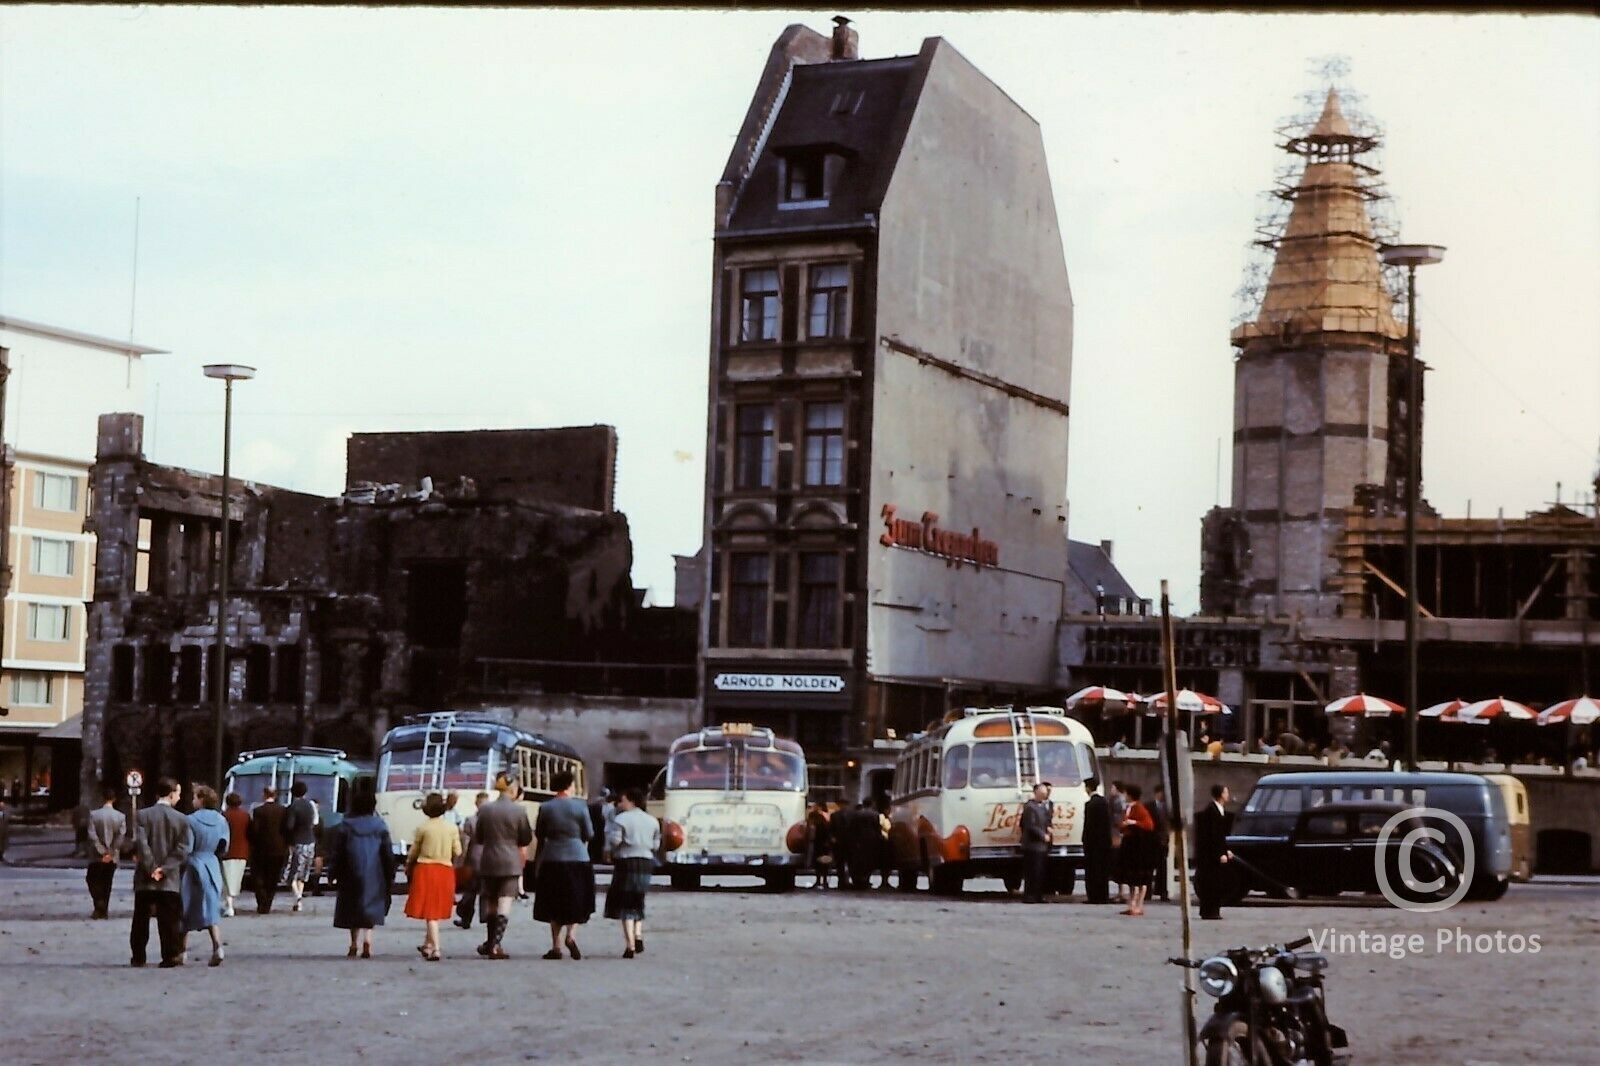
xmin=2 ymin=866 xmax=1595 ymax=1065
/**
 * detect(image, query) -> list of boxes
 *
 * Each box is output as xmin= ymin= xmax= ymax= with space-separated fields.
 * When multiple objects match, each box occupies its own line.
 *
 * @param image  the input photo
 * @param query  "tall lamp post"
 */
xmin=1379 ymin=244 xmax=1444 ymax=772
xmin=203 ymin=364 xmax=256 ymax=792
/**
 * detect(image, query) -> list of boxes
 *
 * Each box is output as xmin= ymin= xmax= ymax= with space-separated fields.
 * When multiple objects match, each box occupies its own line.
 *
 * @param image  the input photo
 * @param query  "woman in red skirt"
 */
xmin=404 ymin=793 xmax=461 ymax=961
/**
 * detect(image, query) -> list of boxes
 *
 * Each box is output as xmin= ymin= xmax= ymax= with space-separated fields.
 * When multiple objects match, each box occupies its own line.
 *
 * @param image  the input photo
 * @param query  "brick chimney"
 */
xmin=1100 ymin=539 xmax=1114 ymax=561
xmin=831 ymin=16 xmax=859 ymax=60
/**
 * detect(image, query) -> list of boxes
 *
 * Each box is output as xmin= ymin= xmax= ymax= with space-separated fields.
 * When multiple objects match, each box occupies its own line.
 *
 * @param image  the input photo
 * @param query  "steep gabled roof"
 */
xmin=722 ymin=52 xmax=921 ymax=234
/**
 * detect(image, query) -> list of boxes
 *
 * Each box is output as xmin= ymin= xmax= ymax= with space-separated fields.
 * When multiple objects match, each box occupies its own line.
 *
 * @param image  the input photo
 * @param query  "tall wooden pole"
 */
xmin=1161 ymin=580 xmax=1198 ymax=1065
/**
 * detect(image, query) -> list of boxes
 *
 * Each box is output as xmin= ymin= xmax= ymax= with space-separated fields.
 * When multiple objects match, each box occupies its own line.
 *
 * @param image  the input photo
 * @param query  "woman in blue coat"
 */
xmin=327 ymin=782 xmax=396 ymax=958
xmin=181 ymin=784 xmax=230 ymax=967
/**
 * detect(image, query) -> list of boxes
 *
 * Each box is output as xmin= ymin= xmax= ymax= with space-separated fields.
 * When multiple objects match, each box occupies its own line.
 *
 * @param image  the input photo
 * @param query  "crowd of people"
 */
xmin=72 ymin=769 xmax=663 ymax=968
xmin=800 ymin=798 xmax=895 ymax=890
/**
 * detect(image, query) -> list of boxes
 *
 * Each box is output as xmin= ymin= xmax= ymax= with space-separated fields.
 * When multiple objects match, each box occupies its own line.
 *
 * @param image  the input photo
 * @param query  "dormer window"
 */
xmin=777 ymin=145 xmax=850 ymax=210
xmin=786 ymin=154 xmax=825 ymax=202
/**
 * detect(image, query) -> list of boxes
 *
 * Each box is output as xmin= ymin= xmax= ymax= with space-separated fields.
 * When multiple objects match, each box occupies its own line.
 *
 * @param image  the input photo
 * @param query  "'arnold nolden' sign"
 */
xmin=713 ymin=673 xmax=846 ymax=693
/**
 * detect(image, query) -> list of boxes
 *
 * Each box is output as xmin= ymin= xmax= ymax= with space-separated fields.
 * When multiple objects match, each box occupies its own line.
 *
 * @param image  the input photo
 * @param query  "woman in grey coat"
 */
xmin=180 ymin=785 xmax=230 ymax=967
xmin=532 ymin=770 xmax=594 ymax=960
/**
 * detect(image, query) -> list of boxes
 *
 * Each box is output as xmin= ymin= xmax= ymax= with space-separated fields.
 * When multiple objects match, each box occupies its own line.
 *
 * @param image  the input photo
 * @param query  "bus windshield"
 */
xmin=294 ymin=773 xmax=340 ymax=815
xmin=1036 ymin=741 xmax=1085 ymax=787
xmin=668 ymin=749 xmax=730 ymax=790
xmin=969 ymin=742 xmax=1018 ymax=789
xmin=743 ymin=751 xmax=805 ymax=792
xmin=229 ymin=772 xmax=274 ymax=805
xmin=379 ymin=736 xmax=497 ymax=792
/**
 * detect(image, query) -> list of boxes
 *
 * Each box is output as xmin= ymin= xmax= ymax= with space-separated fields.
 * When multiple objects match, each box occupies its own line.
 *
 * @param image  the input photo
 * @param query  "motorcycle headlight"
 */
xmin=1198 ymin=956 xmax=1238 ymax=998
xmin=1257 ymin=964 xmax=1289 ymax=1005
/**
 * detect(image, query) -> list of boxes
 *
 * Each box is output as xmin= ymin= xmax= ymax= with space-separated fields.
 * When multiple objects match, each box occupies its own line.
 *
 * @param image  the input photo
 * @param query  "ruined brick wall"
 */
xmin=345 ymin=427 xmax=618 ymax=512
xmin=82 ymin=418 xmax=688 ymax=798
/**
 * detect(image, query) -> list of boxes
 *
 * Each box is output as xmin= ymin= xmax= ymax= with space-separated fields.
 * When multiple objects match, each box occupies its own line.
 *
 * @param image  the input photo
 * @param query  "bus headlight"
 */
xmin=661 ymin=820 xmax=685 ymax=852
xmin=1256 ymin=965 xmax=1289 ymax=1005
xmin=1198 ymin=956 xmax=1237 ymax=998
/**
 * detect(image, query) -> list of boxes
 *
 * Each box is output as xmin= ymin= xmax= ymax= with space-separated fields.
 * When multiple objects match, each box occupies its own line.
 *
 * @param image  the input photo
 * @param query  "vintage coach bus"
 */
xmin=650 ymin=723 xmax=809 ymax=892
xmin=888 ymin=707 xmax=1099 ymax=896
xmin=376 ymin=711 xmax=585 ymax=864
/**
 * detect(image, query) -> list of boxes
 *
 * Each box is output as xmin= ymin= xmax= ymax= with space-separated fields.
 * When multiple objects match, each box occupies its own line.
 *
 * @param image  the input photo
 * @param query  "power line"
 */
xmin=1419 ymin=292 xmax=1596 ymax=462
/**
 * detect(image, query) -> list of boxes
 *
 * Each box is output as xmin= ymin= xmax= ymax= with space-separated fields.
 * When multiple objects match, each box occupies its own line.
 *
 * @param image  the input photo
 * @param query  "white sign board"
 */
xmin=713 ymin=673 xmax=845 ymax=693
xmin=125 ymin=769 xmax=144 ymax=793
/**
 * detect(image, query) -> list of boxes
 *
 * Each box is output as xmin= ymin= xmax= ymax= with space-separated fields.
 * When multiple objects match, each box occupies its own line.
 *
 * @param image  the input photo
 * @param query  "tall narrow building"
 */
xmin=698 ymin=21 xmax=1073 ymax=796
xmin=1203 ymin=87 xmax=1418 ymax=620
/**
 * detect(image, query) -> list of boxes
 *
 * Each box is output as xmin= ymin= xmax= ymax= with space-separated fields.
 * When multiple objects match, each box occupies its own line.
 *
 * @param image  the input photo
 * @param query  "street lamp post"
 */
xmin=203 ymin=364 xmax=256 ymax=793
xmin=1379 ymin=244 xmax=1445 ymax=772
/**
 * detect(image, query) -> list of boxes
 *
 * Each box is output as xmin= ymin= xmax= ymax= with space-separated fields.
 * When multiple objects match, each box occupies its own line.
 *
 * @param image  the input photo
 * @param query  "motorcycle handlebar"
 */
xmin=1285 ymin=935 xmax=1314 ymax=951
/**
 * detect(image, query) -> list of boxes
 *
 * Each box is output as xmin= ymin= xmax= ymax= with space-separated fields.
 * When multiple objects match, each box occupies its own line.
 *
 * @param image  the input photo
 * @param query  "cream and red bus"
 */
xmin=888 ymin=706 xmax=1099 ymax=896
xmin=649 ymin=723 xmax=808 ymax=892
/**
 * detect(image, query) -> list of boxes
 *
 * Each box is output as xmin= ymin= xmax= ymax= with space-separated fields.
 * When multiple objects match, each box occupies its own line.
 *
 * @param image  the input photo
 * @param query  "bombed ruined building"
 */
xmin=80 ymin=415 xmax=641 ymax=799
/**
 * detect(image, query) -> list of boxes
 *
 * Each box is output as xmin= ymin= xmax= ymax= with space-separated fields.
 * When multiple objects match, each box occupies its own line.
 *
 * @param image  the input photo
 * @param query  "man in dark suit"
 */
xmin=130 ymin=777 xmax=192 ymax=967
xmin=246 ymin=787 xmax=289 ymax=914
xmin=1150 ymin=784 xmax=1172 ymax=902
xmin=1082 ymin=777 xmax=1112 ymax=903
xmin=1195 ymin=783 xmax=1234 ymax=920
xmin=1018 ymin=782 xmax=1054 ymax=904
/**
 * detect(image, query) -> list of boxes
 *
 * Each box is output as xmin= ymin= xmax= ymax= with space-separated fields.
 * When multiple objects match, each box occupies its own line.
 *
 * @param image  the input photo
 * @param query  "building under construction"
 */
xmin=1060 ymin=77 xmax=1598 ymax=750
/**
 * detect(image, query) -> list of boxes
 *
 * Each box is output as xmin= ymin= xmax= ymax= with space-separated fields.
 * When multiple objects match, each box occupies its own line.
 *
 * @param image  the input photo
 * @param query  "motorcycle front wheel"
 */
xmin=1202 ymin=1020 xmax=1254 ymax=1066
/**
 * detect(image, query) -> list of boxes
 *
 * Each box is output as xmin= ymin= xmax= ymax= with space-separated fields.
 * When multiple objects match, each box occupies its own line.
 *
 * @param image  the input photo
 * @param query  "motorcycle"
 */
xmin=1169 ymin=935 xmax=1351 ymax=1066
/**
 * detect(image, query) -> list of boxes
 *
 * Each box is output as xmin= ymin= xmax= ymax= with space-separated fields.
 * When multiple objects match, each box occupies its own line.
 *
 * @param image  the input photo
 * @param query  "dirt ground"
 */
xmin=0 ymin=867 xmax=1595 ymax=1065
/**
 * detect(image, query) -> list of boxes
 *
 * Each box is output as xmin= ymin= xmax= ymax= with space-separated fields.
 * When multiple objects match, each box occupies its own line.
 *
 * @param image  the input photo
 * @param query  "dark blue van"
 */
xmin=1227 ymin=771 xmax=1514 ymax=900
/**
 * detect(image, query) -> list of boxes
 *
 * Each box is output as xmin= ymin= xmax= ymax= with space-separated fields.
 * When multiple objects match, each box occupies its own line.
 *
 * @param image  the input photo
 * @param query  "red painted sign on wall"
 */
xmin=879 ymin=504 xmax=1000 ymax=570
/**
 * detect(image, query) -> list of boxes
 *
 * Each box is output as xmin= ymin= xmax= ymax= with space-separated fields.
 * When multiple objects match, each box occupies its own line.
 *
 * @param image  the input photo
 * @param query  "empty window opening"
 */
xmin=407 ymin=562 xmax=468 ymax=650
xmin=177 ymin=645 xmax=203 ymax=703
xmin=111 ymin=645 xmax=136 ymax=702
xmin=143 ymin=645 xmax=173 ymax=703
xmin=245 ymin=644 xmax=272 ymax=703
xmin=276 ymin=644 xmax=303 ymax=704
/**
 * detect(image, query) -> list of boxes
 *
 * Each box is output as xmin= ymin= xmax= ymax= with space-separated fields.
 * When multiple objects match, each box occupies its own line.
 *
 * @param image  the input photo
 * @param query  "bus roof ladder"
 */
xmin=420 ymin=711 xmax=456 ymax=793
xmin=1011 ymin=710 xmax=1039 ymax=790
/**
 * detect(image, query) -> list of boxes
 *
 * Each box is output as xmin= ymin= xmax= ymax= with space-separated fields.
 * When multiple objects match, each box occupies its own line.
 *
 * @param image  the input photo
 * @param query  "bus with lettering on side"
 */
xmin=375 ymin=711 xmax=585 ymax=871
xmin=889 ymin=707 xmax=1098 ymax=897
xmin=649 ymin=723 xmax=808 ymax=893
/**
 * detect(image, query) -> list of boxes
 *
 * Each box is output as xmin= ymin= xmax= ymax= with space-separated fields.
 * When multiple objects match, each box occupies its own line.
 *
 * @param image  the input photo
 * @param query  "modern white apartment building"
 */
xmin=1 ymin=314 xmax=159 ymax=805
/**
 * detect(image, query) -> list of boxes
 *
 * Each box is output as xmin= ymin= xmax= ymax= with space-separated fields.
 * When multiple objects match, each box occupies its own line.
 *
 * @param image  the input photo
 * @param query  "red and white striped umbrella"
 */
xmin=1455 ymin=697 xmax=1538 ymax=722
xmin=1065 ymin=685 xmax=1132 ymax=710
xmin=1324 ymin=693 xmax=1406 ymax=717
xmin=1537 ymin=697 xmax=1600 ymax=726
xmin=1145 ymin=689 xmax=1230 ymax=715
xmin=1418 ymin=699 xmax=1468 ymax=719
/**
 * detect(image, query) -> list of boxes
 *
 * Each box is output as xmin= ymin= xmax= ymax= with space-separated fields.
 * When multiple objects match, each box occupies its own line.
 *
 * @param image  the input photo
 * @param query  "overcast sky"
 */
xmin=2 ymin=7 xmax=1595 ymax=612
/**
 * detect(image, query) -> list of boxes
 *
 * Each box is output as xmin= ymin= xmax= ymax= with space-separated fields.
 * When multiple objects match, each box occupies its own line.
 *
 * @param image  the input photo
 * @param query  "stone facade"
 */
xmin=80 ymin=414 xmax=693 ymax=800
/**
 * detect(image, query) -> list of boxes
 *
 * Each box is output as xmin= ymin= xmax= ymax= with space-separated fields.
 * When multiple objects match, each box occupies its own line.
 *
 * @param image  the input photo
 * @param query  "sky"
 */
xmin=1 ymin=7 xmax=1596 ymax=613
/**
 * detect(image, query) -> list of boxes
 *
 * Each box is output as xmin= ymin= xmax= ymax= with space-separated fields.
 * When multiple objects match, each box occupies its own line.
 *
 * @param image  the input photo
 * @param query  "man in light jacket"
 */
xmin=87 ymin=787 xmax=126 ymax=919
xmin=472 ymin=776 xmax=533 ymax=959
xmin=131 ymin=777 xmax=192 ymax=968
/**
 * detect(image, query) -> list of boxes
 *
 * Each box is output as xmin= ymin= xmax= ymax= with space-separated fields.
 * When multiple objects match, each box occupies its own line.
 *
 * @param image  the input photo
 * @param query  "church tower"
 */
xmin=1202 ymin=81 xmax=1421 ymax=620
